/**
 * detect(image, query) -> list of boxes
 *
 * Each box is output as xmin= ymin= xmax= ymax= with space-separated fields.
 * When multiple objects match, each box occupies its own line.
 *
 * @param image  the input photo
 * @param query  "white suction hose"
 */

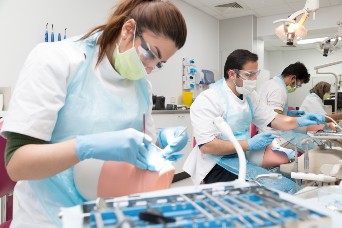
xmin=213 ymin=117 xmax=247 ymax=183
xmin=325 ymin=115 xmax=342 ymax=132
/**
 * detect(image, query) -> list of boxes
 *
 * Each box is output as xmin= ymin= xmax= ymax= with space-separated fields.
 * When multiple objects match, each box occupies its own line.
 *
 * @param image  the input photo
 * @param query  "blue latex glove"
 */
xmin=75 ymin=128 xmax=152 ymax=170
xmin=271 ymin=145 xmax=296 ymax=159
xmin=247 ymin=133 xmax=277 ymax=151
xmin=158 ymin=126 xmax=189 ymax=156
xmin=287 ymin=110 xmax=305 ymax=117
xmin=297 ymin=113 xmax=325 ymax=127
xmin=146 ymin=144 xmax=185 ymax=170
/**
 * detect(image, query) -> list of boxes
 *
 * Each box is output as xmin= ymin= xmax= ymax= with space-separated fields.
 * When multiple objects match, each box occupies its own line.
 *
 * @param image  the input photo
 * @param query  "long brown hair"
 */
xmin=310 ymin=81 xmax=331 ymax=100
xmin=81 ymin=0 xmax=187 ymax=65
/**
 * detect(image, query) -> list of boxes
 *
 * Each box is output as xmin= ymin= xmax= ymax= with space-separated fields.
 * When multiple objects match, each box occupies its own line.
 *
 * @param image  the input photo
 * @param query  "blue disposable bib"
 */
xmin=209 ymin=79 xmax=296 ymax=194
xmin=28 ymin=32 xmax=150 ymax=226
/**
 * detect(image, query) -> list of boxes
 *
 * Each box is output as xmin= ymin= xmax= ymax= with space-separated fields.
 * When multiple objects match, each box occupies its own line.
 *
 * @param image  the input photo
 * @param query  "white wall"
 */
xmin=0 ymin=0 xmax=219 ymax=106
xmin=219 ymin=15 xmax=257 ymax=76
xmin=265 ymin=49 xmax=342 ymax=108
xmin=0 ymin=0 xmax=114 ymax=89
xmin=147 ymin=0 xmax=219 ymax=104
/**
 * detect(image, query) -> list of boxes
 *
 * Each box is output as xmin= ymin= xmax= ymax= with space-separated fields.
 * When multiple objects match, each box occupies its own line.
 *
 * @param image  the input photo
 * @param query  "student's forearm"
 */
xmin=6 ymin=139 xmax=79 ymax=181
xmin=327 ymin=113 xmax=342 ymax=122
xmin=271 ymin=114 xmax=299 ymax=130
xmin=199 ymin=138 xmax=249 ymax=155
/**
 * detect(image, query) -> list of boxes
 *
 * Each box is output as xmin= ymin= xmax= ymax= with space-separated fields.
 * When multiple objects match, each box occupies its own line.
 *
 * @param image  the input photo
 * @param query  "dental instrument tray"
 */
xmin=60 ymin=182 xmax=331 ymax=227
xmin=308 ymin=130 xmax=342 ymax=139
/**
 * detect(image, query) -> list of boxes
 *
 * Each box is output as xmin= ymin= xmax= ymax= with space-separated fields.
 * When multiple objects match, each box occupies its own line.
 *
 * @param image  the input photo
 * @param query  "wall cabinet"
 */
xmin=152 ymin=111 xmax=193 ymax=174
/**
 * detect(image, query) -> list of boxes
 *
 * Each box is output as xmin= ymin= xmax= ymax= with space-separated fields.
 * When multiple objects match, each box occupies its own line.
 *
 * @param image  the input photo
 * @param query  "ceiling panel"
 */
xmin=329 ymin=0 xmax=342 ymax=5
xmin=253 ymin=4 xmax=294 ymax=17
xmin=181 ymin=0 xmax=342 ymax=51
xmin=240 ymin=0 xmax=287 ymax=9
xmin=182 ymin=0 xmax=206 ymax=8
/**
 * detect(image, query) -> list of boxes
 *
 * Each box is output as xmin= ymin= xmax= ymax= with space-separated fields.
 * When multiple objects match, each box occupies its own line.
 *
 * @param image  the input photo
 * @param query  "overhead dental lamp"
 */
xmin=273 ymin=0 xmax=319 ymax=46
xmin=317 ymin=21 xmax=342 ymax=57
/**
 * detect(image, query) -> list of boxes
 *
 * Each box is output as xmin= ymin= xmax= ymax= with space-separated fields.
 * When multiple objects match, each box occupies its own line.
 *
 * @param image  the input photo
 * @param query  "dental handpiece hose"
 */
xmin=324 ymin=115 xmax=342 ymax=132
xmin=214 ymin=117 xmax=246 ymax=183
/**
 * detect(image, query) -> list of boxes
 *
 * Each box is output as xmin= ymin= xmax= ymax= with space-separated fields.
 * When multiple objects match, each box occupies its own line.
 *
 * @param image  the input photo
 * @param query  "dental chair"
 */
xmin=0 ymin=120 xmax=16 ymax=228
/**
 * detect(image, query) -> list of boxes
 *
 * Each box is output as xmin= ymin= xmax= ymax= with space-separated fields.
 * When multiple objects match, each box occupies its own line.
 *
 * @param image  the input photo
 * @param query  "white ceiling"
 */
xmin=181 ymin=0 xmax=342 ymax=50
xmin=182 ymin=0 xmax=342 ymax=20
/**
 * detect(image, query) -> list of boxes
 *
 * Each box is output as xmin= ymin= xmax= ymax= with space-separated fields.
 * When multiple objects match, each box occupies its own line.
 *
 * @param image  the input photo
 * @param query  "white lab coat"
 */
xmin=2 ymin=41 xmax=156 ymax=227
xmin=257 ymin=75 xmax=287 ymax=138
xmin=300 ymin=93 xmax=327 ymax=115
xmin=183 ymin=81 xmax=277 ymax=185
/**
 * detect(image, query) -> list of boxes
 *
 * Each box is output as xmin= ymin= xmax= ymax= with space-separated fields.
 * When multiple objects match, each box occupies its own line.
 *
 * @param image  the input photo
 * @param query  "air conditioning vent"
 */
xmin=215 ymin=2 xmax=243 ymax=9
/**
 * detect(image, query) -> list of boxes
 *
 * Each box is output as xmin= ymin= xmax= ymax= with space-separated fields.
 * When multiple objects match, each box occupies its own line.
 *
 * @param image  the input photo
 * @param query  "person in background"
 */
xmin=1 ymin=0 xmax=188 ymax=227
xmin=257 ymin=62 xmax=312 ymax=154
xmin=258 ymin=62 xmax=310 ymax=116
xmin=300 ymin=81 xmax=342 ymax=130
xmin=183 ymin=49 xmax=325 ymax=187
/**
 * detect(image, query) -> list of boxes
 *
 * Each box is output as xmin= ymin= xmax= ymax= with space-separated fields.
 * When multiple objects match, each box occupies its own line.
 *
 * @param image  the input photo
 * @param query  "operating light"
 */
xmin=273 ymin=0 xmax=319 ymax=46
xmin=316 ymin=21 xmax=342 ymax=57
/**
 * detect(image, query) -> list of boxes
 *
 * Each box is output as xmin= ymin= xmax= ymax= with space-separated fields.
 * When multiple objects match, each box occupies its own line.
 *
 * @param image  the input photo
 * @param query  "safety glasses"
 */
xmin=294 ymin=77 xmax=302 ymax=88
xmin=234 ymin=69 xmax=260 ymax=80
xmin=136 ymin=27 xmax=163 ymax=70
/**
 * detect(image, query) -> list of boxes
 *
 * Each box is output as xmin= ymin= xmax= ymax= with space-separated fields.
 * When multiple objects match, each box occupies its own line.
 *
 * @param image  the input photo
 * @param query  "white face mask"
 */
xmin=234 ymin=79 xmax=257 ymax=95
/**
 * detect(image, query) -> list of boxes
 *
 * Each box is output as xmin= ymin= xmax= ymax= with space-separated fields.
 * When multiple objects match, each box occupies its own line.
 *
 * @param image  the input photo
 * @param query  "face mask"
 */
xmin=323 ymin=93 xmax=331 ymax=100
xmin=286 ymin=85 xmax=296 ymax=93
xmin=234 ymin=79 xmax=257 ymax=95
xmin=113 ymin=26 xmax=147 ymax=80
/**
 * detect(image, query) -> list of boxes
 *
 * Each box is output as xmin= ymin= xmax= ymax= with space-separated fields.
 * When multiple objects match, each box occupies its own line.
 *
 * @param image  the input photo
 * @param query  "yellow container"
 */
xmin=182 ymin=91 xmax=193 ymax=108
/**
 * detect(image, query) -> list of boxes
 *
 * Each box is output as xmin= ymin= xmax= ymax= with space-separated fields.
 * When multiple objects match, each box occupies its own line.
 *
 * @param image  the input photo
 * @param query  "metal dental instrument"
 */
xmin=202 ymin=191 xmax=236 ymax=214
xmin=225 ymin=196 xmax=264 ymax=226
xmin=202 ymin=191 xmax=253 ymax=228
xmin=143 ymin=113 xmax=146 ymax=134
xmin=175 ymin=126 xmax=187 ymax=137
xmin=239 ymin=197 xmax=279 ymax=224
xmin=179 ymin=194 xmax=214 ymax=219
xmin=200 ymin=200 xmax=224 ymax=217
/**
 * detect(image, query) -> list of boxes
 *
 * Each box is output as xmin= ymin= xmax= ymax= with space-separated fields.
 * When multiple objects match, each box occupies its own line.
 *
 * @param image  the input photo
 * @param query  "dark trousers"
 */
xmin=203 ymin=164 xmax=238 ymax=184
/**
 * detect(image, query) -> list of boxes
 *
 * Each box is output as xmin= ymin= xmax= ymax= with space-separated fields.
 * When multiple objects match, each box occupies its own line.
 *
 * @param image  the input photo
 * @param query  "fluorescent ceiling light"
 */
xmin=297 ymin=37 xmax=328 ymax=44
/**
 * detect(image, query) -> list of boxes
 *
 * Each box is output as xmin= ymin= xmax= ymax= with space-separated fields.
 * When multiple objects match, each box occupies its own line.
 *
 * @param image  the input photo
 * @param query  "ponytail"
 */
xmin=82 ymin=0 xmax=186 ymax=65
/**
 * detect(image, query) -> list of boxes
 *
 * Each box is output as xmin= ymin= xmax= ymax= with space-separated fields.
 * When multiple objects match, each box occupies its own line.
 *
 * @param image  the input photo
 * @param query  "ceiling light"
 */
xmin=316 ymin=21 xmax=342 ymax=57
xmin=273 ymin=0 xmax=319 ymax=46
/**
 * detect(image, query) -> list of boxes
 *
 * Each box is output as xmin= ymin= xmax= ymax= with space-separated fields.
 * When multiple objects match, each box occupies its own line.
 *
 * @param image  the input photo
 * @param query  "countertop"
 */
xmin=152 ymin=109 xmax=190 ymax=114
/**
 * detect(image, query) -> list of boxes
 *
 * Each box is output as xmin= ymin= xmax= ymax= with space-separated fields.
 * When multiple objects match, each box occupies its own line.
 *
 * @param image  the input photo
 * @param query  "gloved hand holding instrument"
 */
xmin=75 ymin=128 xmax=152 ymax=170
xmin=297 ymin=113 xmax=325 ymax=127
xmin=158 ymin=126 xmax=189 ymax=161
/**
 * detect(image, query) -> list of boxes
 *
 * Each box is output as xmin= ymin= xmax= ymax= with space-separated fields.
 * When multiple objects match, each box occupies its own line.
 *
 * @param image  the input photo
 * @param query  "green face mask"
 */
xmin=323 ymin=93 xmax=331 ymax=100
xmin=286 ymin=85 xmax=296 ymax=93
xmin=113 ymin=27 xmax=147 ymax=80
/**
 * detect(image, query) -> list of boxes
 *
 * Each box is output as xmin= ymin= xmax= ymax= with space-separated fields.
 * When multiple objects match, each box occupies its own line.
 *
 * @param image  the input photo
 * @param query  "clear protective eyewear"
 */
xmin=136 ymin=27 xmax=163 ymax=70
xmin=233 ymin=69 xmax=261 ymax=80
xmin=294 ymin=77 xmax=302 ymax=88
